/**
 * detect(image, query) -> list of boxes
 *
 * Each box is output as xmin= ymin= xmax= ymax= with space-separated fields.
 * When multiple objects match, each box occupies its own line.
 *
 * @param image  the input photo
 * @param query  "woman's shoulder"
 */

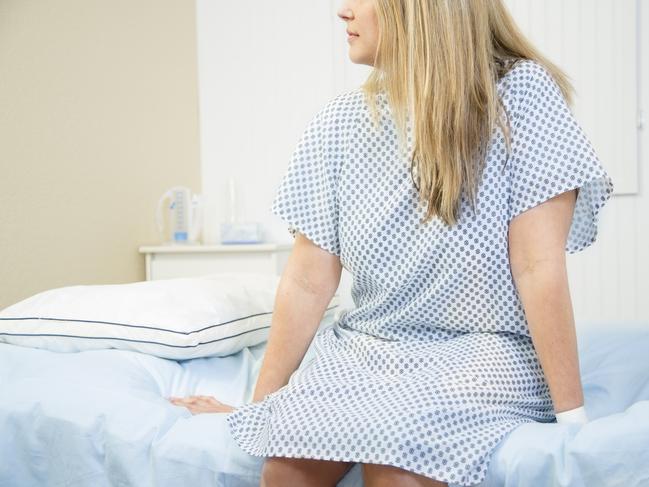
xmin=302 ymin=88 xmax=366 ymax=143
xmin=497 ymin=58 xmax=570 ymax=133
xmin=499 ymin=58 xmax=552 ymax=85
xmin=316 ymin=87 xmax=366 ymax=120
xmin=499 ymin=58 xmax=564 ymax=107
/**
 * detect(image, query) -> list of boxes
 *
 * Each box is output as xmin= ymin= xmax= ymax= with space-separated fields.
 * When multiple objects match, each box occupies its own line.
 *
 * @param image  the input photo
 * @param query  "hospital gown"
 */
xmin=226 ymin=59 xmax=615 ymax=486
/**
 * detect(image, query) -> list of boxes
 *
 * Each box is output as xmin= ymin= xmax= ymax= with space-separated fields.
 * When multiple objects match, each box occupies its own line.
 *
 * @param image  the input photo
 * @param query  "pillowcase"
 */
xmin=0 ymin=272 xmax=340 ymax=360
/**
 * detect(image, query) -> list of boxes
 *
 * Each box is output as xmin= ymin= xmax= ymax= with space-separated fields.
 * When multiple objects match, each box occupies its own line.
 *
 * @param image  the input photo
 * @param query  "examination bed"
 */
xmin=0 ymin=311 xmax=647 ymax=486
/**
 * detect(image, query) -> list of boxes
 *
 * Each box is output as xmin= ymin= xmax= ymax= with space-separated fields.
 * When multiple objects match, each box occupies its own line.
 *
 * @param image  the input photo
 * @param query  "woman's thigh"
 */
xmin=362 ymin=462 xmax=448 ymax=487
xmin=260 ymin=456 xmax=355 ymax=487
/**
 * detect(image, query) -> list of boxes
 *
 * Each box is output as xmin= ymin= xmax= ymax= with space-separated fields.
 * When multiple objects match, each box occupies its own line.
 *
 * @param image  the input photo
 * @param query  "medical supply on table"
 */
xmin=220 ymin=222 xmax=263 ymax=244
xmin=156 ymin=186 xmax=203 ymax=245
xmin=219 ymin=176 xmax=263 ymax=244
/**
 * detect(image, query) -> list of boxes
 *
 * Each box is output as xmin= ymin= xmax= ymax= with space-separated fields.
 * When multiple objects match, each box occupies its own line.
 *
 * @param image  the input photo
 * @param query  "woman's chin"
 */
xmin=348 ymin=52 xmax=373 ymax=67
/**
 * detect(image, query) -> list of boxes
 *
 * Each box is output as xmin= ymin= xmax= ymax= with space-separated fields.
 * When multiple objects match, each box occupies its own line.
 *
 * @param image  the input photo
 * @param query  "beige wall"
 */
xmin=0 ymin=0 xmax=201 ymax=310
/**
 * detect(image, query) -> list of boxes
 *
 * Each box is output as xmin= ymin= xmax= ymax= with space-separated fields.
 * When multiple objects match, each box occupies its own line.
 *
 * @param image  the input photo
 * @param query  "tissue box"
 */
xmin=220 ymin=222 xmax=263 ymax=244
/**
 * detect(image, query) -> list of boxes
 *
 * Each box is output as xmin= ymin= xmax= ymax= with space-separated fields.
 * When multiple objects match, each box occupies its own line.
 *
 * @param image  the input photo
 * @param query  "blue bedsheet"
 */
xmin=1 ymin=321 xmax=648 ymax=487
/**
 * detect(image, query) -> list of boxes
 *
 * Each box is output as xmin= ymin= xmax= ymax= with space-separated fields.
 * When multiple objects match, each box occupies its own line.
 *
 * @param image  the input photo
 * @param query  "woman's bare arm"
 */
xmin=508 ymin=189 xmax=585 ymax=414
xmin=251 ymin=232 xmax=343 ymax=403
xmin=168 ymin=232 xmax=342 ymax=414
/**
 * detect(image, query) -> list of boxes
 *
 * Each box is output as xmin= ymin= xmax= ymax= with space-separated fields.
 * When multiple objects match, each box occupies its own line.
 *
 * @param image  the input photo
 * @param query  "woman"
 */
xmin=170 ymin=0 xmax=614 ymax=486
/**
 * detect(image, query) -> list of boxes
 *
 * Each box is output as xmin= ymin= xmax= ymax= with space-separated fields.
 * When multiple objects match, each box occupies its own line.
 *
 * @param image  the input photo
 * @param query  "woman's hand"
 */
xmin=168 ymin=395 xmax=237 ymax=415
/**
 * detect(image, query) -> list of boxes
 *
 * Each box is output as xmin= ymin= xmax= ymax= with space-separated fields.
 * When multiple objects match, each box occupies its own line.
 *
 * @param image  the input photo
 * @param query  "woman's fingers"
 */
xmin=168 ymin=395 xmax=226 ymax=407
xmin=202 ymin=396 xmax=222 ymax=404
xmin=191 ymin=403 xmax=217 ymax=413
xmin=168 ymin=394 xmax=236 ymax=414
xmin=169 ymin=395 xmax=203 ymax=403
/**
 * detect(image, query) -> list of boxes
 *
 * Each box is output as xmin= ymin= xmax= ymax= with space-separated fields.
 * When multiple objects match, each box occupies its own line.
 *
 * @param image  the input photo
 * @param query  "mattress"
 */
xmin=1 ymin=319 xmax=648 ymax=487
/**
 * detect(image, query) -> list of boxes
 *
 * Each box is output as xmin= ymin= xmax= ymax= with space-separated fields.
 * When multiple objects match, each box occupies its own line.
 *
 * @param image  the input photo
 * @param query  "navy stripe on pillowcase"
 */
xmin=0 ymin=303 xmax=339 ymax=349
xmin=0 ymin=325 xmax=271 ymax=349
xmin=0 ymin=310 xmax=273 ymax=334
xmin=0 ymin=304 xmax=339 ymax=335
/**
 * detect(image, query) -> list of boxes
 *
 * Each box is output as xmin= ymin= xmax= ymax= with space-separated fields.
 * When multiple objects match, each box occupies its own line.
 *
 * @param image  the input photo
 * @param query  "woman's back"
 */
xmin=227 ymin=58 xmax=614 ymax=486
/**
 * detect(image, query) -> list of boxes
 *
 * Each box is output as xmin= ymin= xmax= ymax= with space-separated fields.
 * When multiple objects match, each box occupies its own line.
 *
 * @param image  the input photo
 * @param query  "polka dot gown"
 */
xmin=226 ymin=59 xmax=614 ymax=486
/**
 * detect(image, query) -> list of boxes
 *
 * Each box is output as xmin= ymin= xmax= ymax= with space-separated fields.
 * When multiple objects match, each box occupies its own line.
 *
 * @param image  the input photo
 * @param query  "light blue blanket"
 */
xmin=1 ymin=321 xmax=647 ymax=487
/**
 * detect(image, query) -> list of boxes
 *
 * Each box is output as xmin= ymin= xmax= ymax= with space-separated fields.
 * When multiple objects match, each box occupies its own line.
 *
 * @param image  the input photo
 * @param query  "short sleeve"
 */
xmin=507 ymin=61 xmax=615 ymax=254
xmin=270 ymin=101 xmax=342 ymax=256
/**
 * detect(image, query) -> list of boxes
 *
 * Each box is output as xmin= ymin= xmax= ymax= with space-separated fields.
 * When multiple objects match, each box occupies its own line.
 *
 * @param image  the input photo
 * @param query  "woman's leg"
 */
xmin=260 ymin=456 xmax=355 ymax=487
xmin=362 ymin=463 xmax=448 ymax=487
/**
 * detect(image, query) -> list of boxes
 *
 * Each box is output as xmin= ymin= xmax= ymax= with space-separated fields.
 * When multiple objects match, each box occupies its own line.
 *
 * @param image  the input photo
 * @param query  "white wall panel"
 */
xmin=195 ymin=0 xmax=337 ymax=244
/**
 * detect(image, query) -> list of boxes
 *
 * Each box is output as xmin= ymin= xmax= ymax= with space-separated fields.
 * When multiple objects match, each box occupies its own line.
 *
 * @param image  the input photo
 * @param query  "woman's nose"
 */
xmin=337 ymin=6 xmax=354 ymax=21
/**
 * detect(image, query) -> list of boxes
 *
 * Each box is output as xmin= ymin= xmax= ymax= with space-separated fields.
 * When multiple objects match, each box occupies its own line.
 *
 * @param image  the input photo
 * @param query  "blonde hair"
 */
xmin=362 ymin=0 xmax=575 ymax=227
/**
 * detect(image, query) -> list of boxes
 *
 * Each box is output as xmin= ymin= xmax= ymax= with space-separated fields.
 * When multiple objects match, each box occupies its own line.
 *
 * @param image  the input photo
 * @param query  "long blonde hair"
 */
xmin=362 ymin=0 xmax=575 ymax=227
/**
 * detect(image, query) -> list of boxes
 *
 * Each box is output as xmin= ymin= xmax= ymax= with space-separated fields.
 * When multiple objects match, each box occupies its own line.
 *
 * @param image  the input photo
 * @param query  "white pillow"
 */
xmin=0 ymin=272 xmax=340 ymax=360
